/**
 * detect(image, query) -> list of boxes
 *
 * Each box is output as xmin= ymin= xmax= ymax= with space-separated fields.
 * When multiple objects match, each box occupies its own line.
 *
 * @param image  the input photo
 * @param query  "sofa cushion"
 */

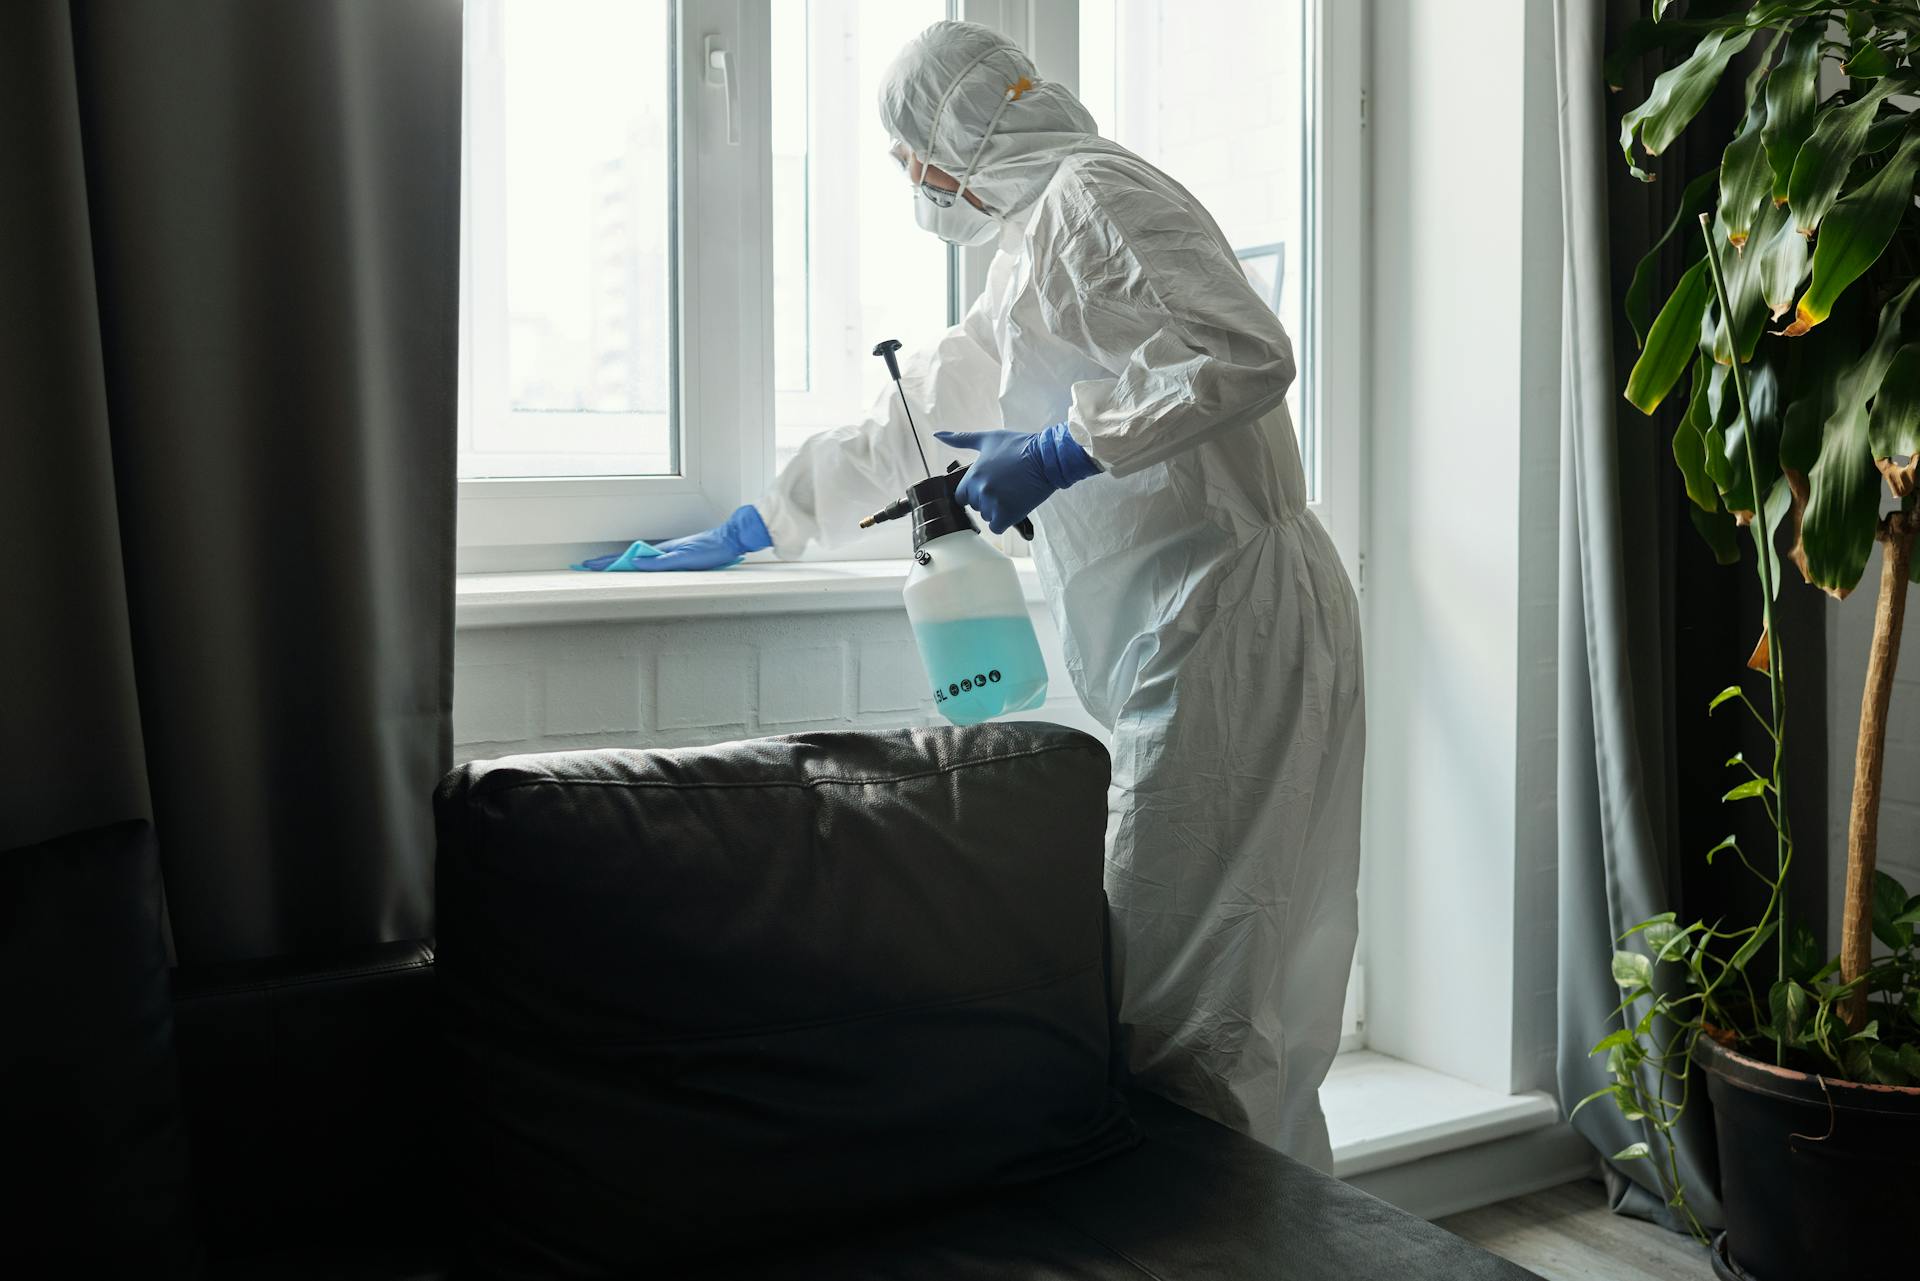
xmin=706 ymin=1091 xmax=1543 ymax=1280
xmin=435 ymin=723 xmax=1137 ymax=1278
xmin=0 ymin=820 xmax=197 ymax=1278
xmin=171 ymin=939 xmax=441 ymax=1265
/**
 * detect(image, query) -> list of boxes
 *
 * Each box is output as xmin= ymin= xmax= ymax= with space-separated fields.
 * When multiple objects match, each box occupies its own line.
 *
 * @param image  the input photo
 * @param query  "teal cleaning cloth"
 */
xmin=572 ymin=540 xmax=665 ymax=572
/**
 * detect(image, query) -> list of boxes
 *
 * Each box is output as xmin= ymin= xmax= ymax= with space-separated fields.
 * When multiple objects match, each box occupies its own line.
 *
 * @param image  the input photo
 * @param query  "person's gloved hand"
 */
xmin=572 ymin=505 xmax=772 ymax=572
xmin=934 ymin=424 xmax=1101 ymax=534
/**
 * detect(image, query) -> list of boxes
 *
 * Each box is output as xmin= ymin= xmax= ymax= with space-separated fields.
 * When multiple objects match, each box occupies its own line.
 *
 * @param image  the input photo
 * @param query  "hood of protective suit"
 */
xmin=879 ymin=20 xmax=1101 ymax=218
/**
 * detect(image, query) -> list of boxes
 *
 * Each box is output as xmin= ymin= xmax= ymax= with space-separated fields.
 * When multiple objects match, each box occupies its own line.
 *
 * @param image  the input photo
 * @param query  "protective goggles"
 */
xmin=889 ymin=142 xmax=966 ymax=208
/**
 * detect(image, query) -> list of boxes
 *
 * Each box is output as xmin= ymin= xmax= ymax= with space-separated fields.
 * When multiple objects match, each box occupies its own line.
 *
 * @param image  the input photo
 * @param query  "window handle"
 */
xmin=704 ymin=36 xmax=741 ymax=146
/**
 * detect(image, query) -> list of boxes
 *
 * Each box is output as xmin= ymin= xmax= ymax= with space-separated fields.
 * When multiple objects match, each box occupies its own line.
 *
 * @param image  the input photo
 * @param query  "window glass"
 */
xmin=1079 ymin=0 xmax=1312 ymax=493
xmin=771 ymin=0 xmax=952 ymax=470
xmin=462 ymin=0 xmax=676 ymax=479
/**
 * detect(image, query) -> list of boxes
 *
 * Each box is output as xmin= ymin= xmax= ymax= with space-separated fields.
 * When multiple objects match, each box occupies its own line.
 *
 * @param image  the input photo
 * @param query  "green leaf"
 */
xmin=1787 ymin=74 xmax=1918 ymax=235
xmin=1705 ymin=834 xmax=1739 ymax=865
xmin=1715 ymin=351 xmax=1782 ymax=512
xmin=1613 ymin=1142 xmax=1652 ymax=1162
xmin=1689 ymin=501 xmax=1743 ymax=565
xmin=1869 ymin=1043 xmax=1909 ymax=1085
xmin=1900 ymin=1044 xmax=1920 ymax=1080
xmin=1771 ymin=979 xmax=1813 ymax=1042
xmin=1644 ymin=920 xmax=1685 ymax=960
xmin=1723 ymin=777 xmax=1769 ymax=802
xmin=1720 ymin=124 xmax=1773 ymax=251
xmin=1785 ymin=922 xmax=1823 ymax=983
xmin=1872 ymin=870 xmax=1915 ymax=950
xmin=1613 ymin=950 xmax=1654 ymax=990
xmin=1868 ymin=343 xmax=1920 ymax=463
xmin=1843 ymin=1039 xmax=1873 ymax=1081
xmin=1568 ymin=1084 xmax=1618 ymax=1120
xmin=1707 ymin=205 xmax=1782 ymax=366
xmin=1627 ymin=169 xmax=1719 ymax=350
xmin=1843 ymin=42 xmax=1892 ymax=81
xmin=1621 ymin=30 xmax=1755 ymax=181
xmin=1862 ymin=107 xmax=1912 ymax=158
xmin=1621 ymin=912 xmax=1679 ymax=938
xmin=1762 ymin=20 xmax=1826 ymax=204
xmin=1708 ymin=685 xmax=1746 ymax=712
xmin=1674 ymin=387 xmax=1719 ymax=512
xmin=1606 ymin=17 xmax=1724 ymax=92
xmin=1739 ymin=27 xmax=1788 ymax=136
xmin=1700 ymin=362 xmax=1738 ymax=492
xmin=1802 ymin=278 xmax=1920 ymax=593
xmin=1894 ymin=895 xmax=1920 ymax=928
xmin=1786 ymin=133 xmax=1920 ymax=336
xmin=1627 ymin=259 xmax=1712 ymax=414
xmin=1591 ymin=1028 xmax=1636 ymax=1056
xmin=1847 ymin=1018 xmax=1879 ymax=1042
xmin=1757 ymin=203 xmax=1812 ymax=320
xmin=1730 ymin=917 xmax=1779 ymax=973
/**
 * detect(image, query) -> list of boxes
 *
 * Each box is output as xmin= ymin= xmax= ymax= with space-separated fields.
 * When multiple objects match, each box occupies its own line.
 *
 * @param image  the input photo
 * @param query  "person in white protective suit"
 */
xmin=580 ymin=20 xmax=1365 ymax=1169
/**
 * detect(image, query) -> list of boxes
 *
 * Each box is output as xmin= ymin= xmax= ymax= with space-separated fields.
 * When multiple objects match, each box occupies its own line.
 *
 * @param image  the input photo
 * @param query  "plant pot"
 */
xmin=1694 ymin=1035 xmax=1920 ymax=1280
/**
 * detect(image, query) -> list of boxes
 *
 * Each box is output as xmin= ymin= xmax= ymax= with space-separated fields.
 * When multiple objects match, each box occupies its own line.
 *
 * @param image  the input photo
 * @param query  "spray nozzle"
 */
xmin=858 ymin=496 xmax=913 ymax=530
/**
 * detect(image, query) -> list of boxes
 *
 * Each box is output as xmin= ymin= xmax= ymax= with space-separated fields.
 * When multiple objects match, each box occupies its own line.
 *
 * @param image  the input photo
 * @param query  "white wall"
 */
xmin=452 ymin=599 xmax=1100 ymax=764
xmin=1362 ymin=0 xmax=1563 ymax=1095
xmin=1825 ymin=586 xmax=1920 ymax=947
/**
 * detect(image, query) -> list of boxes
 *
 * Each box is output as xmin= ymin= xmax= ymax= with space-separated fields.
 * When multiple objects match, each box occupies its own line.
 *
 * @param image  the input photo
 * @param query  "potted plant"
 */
xmin=1595 ymin=4 xmax=1920 ymax=1277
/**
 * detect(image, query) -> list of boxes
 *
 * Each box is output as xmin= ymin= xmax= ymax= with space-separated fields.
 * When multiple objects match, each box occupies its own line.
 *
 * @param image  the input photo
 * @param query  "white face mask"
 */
xmin=913 ymin=184 xmax=1000 ymax=246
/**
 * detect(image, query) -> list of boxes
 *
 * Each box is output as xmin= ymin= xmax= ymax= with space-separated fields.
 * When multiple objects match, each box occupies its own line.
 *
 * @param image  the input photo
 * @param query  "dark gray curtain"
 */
xmin=1553 ymin=0 xmax=1828 ymax=1232
xmin=1552 ymin=0 xmax=1718 ymax=1228
xmin=0 ymin=0 xmax=461 ymax=964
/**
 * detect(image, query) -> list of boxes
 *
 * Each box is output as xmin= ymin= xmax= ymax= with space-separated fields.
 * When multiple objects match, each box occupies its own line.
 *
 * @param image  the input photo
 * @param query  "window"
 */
xmin=463 ymin=0 xmax=676 ymax=480
xmin=771 ymin=1 xmax=954 ymax=473
xmin=1078 ymin=0 xmax=1312 ymax=496
xmin=457 ymin=1 xmax=1361 ymax=578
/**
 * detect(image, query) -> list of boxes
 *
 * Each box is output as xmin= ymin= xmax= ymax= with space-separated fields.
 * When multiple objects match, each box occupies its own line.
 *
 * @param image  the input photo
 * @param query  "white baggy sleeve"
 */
xmin=756 ymin=287 xmax=1008 ymax=558
xmin=1033 ymin=166 xmax=1296 ymax=479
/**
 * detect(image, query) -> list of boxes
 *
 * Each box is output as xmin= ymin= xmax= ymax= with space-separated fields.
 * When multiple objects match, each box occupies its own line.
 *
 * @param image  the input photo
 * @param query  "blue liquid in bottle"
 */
xmin=913 ymin=615 xmax=1049 ymax=726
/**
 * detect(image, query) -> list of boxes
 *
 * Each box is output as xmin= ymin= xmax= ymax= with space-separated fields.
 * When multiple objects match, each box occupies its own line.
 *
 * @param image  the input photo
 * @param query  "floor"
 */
xmin=1437 ymin=1180 xmax=1715 ymax=1281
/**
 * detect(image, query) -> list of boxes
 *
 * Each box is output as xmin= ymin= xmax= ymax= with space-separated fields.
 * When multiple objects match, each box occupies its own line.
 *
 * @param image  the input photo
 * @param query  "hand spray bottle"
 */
xmin=861 ymin=339 xmax=1048 ymax=726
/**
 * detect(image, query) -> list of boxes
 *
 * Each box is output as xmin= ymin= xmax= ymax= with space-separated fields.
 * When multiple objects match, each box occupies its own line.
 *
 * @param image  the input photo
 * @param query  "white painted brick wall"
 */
xmin=757 ymin=645 xmax=848 ymax=727
xmin=450 ymin=596 xmax=1369 ymax=1051
xmin=453 ymin=602 xmax=1101 ymax=765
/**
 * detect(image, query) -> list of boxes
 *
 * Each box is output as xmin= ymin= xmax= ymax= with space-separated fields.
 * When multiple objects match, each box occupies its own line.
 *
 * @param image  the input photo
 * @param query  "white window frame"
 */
xmin=458 ymin=0 xmax=774 ymax=572
xmin=457 ymin=0 xmax=1366 ymax=592
xmin=769 ymin=0 xmax=962 ymax=477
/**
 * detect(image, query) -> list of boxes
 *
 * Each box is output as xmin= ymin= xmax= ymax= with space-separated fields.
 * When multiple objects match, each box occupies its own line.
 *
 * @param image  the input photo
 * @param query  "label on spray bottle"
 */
xmin=914 ymin=616 xmax=1047 ymax=726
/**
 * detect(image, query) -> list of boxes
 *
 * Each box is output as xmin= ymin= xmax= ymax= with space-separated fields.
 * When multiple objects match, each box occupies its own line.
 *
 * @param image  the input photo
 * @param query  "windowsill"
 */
xmin=1324 ymin=1051 xmax=1560 ymax=1179
xmin=456 ymin=558 xmax=1047 ymax=629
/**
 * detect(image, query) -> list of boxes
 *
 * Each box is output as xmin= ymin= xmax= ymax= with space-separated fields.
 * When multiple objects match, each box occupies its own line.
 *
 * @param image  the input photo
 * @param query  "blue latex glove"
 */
xmin=934 ymin=424 xmax=1101 ymax=534
xmin=572 ymin=505 xmax=772 ymax=572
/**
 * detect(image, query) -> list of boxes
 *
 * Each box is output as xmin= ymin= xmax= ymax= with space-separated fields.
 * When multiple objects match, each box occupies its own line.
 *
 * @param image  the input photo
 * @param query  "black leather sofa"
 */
xmin=11 ymin=724 xmax=1538 ymax=1279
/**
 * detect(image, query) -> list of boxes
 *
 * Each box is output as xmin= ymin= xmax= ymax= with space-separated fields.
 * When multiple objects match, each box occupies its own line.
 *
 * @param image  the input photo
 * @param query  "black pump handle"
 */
xmin=872 ymin=338 xmax=904 ymax=383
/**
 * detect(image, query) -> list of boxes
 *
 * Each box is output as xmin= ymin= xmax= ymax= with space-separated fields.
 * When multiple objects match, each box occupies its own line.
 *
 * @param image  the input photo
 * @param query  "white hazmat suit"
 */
xmin=757 ymin=21 xmax=1365 ymax=1168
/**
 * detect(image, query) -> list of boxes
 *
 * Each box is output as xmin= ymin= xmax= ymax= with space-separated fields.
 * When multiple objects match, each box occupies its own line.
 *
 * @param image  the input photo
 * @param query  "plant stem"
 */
xmin=1841 ymin=510 xmax=1914 ymax=1026
xmin=1697 ymin=216 xmax=1791 ymax=1064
